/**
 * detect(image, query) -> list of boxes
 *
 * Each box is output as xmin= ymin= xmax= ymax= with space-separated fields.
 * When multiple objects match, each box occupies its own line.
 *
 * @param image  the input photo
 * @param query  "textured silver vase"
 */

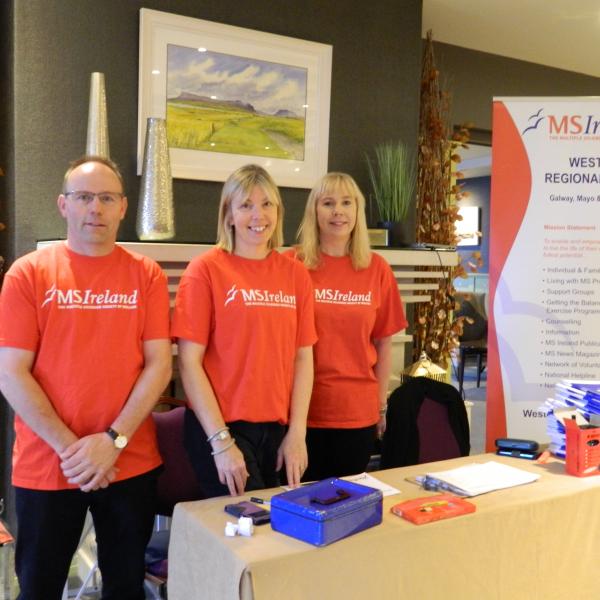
xmin=137 ymin=118 xmax=175 ymax=240
xmin=86 ymin=72 xmax=110 ymax=157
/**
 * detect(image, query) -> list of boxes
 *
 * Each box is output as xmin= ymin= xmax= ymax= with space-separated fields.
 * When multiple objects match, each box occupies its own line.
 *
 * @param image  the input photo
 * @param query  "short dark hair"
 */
xmin=62 ymin=155 xmax=125 ymax=194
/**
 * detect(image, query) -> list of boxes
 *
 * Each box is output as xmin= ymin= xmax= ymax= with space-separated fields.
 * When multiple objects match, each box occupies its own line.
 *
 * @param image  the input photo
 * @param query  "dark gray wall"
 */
xmin=433 ymin=41 xmax=600 ymax=133
xmin=8 ymin=0 xmax=422 ymax=262
xmin=2 ymin=0 xmax=422 ymax=528
xmin=0 ymin=0 xmax=14 ymax=529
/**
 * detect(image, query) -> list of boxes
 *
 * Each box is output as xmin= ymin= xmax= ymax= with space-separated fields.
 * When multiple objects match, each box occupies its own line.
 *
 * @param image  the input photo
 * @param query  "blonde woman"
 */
xmin=293 ymin=172 xmax=407 ymax=480
xmin=172 ymin=165 xmax=316 ymax=496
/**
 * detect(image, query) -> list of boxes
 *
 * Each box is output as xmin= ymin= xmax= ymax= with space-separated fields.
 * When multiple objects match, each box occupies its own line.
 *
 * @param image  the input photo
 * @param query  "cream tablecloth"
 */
xmin=168 ymin=454 xmax=600 ymax=600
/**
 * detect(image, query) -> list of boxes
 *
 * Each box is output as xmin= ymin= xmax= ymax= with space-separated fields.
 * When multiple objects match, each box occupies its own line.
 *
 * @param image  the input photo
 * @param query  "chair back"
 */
xmin=416 ymin=397 xmax=461 ymax=463
xmin=380 ymin=377 xmax=470 ymax=468
xmin=153 ymin=406 xmax=204 ymax=516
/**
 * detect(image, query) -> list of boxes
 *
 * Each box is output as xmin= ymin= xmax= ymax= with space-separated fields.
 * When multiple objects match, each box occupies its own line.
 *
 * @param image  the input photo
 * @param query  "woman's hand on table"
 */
xmin=214 ymin=442 xmax=249 ymax=496
xmin=277 ymin=430 xmax=308 ymax=488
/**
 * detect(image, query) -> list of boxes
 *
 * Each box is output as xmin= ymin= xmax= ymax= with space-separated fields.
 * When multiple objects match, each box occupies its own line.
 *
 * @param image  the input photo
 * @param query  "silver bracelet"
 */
xmin=211 ymin=439 xmax=236 ymax=456
xmin=206 ymin=426 xmax=229 ymax=443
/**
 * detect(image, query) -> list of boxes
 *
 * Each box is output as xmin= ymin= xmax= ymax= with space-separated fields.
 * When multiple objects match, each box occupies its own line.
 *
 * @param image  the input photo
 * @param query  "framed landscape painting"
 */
xmin=138 ymin=9 xmax=332 ymax=188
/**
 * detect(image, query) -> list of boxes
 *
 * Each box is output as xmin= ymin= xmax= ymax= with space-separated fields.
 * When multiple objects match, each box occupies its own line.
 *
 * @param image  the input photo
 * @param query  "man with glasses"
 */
xmin=0 ymin=156 xmax=172 ymax=599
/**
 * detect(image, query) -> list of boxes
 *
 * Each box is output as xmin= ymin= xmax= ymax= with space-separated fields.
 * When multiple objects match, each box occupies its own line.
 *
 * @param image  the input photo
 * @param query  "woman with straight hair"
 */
xmin=293 ymin=172 xmax=407 ymax=480
xmin=172 ymin=164 xmax=316 ymax=496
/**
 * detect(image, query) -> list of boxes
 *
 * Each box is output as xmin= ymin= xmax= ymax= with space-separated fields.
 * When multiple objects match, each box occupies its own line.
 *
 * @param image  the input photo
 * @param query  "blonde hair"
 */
xmin=216 ymin=164 xmax=284 ymax=252
xmin=297 ymin=172 xmax=371 ymax=270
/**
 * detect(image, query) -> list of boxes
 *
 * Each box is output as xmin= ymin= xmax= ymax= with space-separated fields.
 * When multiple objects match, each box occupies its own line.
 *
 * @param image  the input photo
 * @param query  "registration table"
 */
xmin=168 ymin=454 xmax=600 ymax=600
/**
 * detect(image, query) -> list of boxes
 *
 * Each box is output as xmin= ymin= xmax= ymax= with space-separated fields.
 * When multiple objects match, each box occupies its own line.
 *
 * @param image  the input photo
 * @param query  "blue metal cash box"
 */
xmin=270 ymin=478 xmax=383 ymax=546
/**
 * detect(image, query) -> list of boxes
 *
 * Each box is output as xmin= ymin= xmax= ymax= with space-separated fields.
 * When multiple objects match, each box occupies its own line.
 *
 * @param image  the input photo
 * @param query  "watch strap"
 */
xmin=106 ymin=427 xmax=128 ymax=449
xmin=106 ymin=427 xmax=120 ymax=441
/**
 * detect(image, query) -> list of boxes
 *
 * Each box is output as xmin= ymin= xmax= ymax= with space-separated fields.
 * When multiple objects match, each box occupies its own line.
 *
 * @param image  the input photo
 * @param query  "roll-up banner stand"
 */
xmin=487 ymin=97 xmax=600 ymax=450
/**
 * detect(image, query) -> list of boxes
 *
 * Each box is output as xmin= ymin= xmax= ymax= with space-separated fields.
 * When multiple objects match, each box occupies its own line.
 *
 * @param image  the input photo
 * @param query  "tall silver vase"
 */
xmin=86 ymin=72 xmax=110 ymax=157
xmin=137 ymin=118 xmax=175 ymax=240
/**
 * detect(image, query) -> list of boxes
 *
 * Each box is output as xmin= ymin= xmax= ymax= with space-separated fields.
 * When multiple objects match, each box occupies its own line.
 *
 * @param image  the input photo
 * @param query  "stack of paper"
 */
xmin=543 ymin=379 xmax=600 ymax=457
xmin=420 ymin=461 xmax=540 ymax=497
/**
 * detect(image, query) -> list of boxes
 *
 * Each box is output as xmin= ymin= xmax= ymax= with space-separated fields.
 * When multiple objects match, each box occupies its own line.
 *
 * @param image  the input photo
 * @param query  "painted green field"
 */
xmin=166 ymin=100 xmax=305 ymax=160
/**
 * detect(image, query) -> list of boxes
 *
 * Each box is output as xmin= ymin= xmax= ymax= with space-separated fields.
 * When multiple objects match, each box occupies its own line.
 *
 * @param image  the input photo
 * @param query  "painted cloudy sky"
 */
xmin=167 ymin=44 xmax=308 ymax=116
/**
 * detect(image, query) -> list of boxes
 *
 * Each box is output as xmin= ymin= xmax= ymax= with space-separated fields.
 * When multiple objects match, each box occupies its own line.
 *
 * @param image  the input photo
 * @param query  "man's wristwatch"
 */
xmin=106 ymin=427 xmax=128 ymax=449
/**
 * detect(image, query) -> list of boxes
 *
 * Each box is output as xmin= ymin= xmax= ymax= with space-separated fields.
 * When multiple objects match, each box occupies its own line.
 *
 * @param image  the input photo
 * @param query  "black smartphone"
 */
xmin=224 ymin=501 xmax=271 ymax=525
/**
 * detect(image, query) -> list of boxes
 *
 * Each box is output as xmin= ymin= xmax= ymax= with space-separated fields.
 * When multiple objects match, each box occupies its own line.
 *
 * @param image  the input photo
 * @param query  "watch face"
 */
xmin=216 ymin=430 xmax=231 ymax=441
xmin=106 ymin=428 xmax=127 ymax=449
xmin=115 ymin=435 xmax=128 ymax=449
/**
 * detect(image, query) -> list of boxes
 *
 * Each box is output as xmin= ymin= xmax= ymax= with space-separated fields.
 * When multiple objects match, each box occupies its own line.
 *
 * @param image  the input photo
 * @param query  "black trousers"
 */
xmin=183 ymin=408 xmax=286 ymax=497
xmin=303 ymin=425 xmax=377 ymax=482
xmin=15 ymin=468 xmax=159 ymax=600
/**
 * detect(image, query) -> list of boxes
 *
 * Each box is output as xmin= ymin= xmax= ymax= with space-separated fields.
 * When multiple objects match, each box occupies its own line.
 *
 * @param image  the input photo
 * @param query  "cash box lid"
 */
xmin=271 ymin=477 xmax=383 ymax=521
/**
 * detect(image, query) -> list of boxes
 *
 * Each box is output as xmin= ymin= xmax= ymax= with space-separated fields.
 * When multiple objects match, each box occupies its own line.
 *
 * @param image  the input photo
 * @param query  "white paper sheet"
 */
xmin=423 ymin=461 xmax=540 ymax=497
xmin=340 ymin=472 xmax=401 ymax=497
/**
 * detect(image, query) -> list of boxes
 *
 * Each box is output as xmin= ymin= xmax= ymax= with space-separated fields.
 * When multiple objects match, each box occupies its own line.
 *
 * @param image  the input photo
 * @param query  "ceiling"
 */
xmin=422 ymin=0 xmax=600 ymax=79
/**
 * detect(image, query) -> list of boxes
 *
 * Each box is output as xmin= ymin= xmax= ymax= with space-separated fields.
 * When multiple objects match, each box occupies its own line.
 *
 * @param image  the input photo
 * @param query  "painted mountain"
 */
xmin=166 ymin=45 xmax=307 ymax=160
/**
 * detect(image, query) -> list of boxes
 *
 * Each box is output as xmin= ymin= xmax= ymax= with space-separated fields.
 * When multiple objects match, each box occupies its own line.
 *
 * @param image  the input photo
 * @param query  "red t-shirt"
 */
xmin=171 ymin=248 xmax=317 ymax=424
xmin=0 ymin=243 xmax=170 ymax=490
xmin=295 ymin=251 xmax=407 ymax=428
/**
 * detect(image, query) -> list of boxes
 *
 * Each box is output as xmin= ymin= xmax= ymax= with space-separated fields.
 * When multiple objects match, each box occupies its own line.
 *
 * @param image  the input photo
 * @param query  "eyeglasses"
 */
xmin=64 ymin=190 xmax=124 ymax=205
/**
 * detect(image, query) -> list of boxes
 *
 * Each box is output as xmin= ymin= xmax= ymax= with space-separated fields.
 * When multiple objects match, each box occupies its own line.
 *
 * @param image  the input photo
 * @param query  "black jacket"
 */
xmin=380 ymin=377 xmax=470 ymax=468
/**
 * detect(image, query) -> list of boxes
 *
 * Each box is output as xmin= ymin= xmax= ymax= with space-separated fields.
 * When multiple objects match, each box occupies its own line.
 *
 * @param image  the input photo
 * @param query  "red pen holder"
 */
xmin=564 ymin=417 xmax=600 ymax=477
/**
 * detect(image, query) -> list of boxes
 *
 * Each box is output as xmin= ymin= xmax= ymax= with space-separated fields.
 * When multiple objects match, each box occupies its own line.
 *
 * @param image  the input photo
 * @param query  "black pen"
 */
xmin=250 ymin=496 xmax=270 ymax=505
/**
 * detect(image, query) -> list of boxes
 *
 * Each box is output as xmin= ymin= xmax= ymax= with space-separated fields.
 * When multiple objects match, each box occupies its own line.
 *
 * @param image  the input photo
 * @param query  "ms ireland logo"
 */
xmin=223 ymin=283 xmax=296 ymax=309
xmin=521 ymin=107 xmax=600 ymax=140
